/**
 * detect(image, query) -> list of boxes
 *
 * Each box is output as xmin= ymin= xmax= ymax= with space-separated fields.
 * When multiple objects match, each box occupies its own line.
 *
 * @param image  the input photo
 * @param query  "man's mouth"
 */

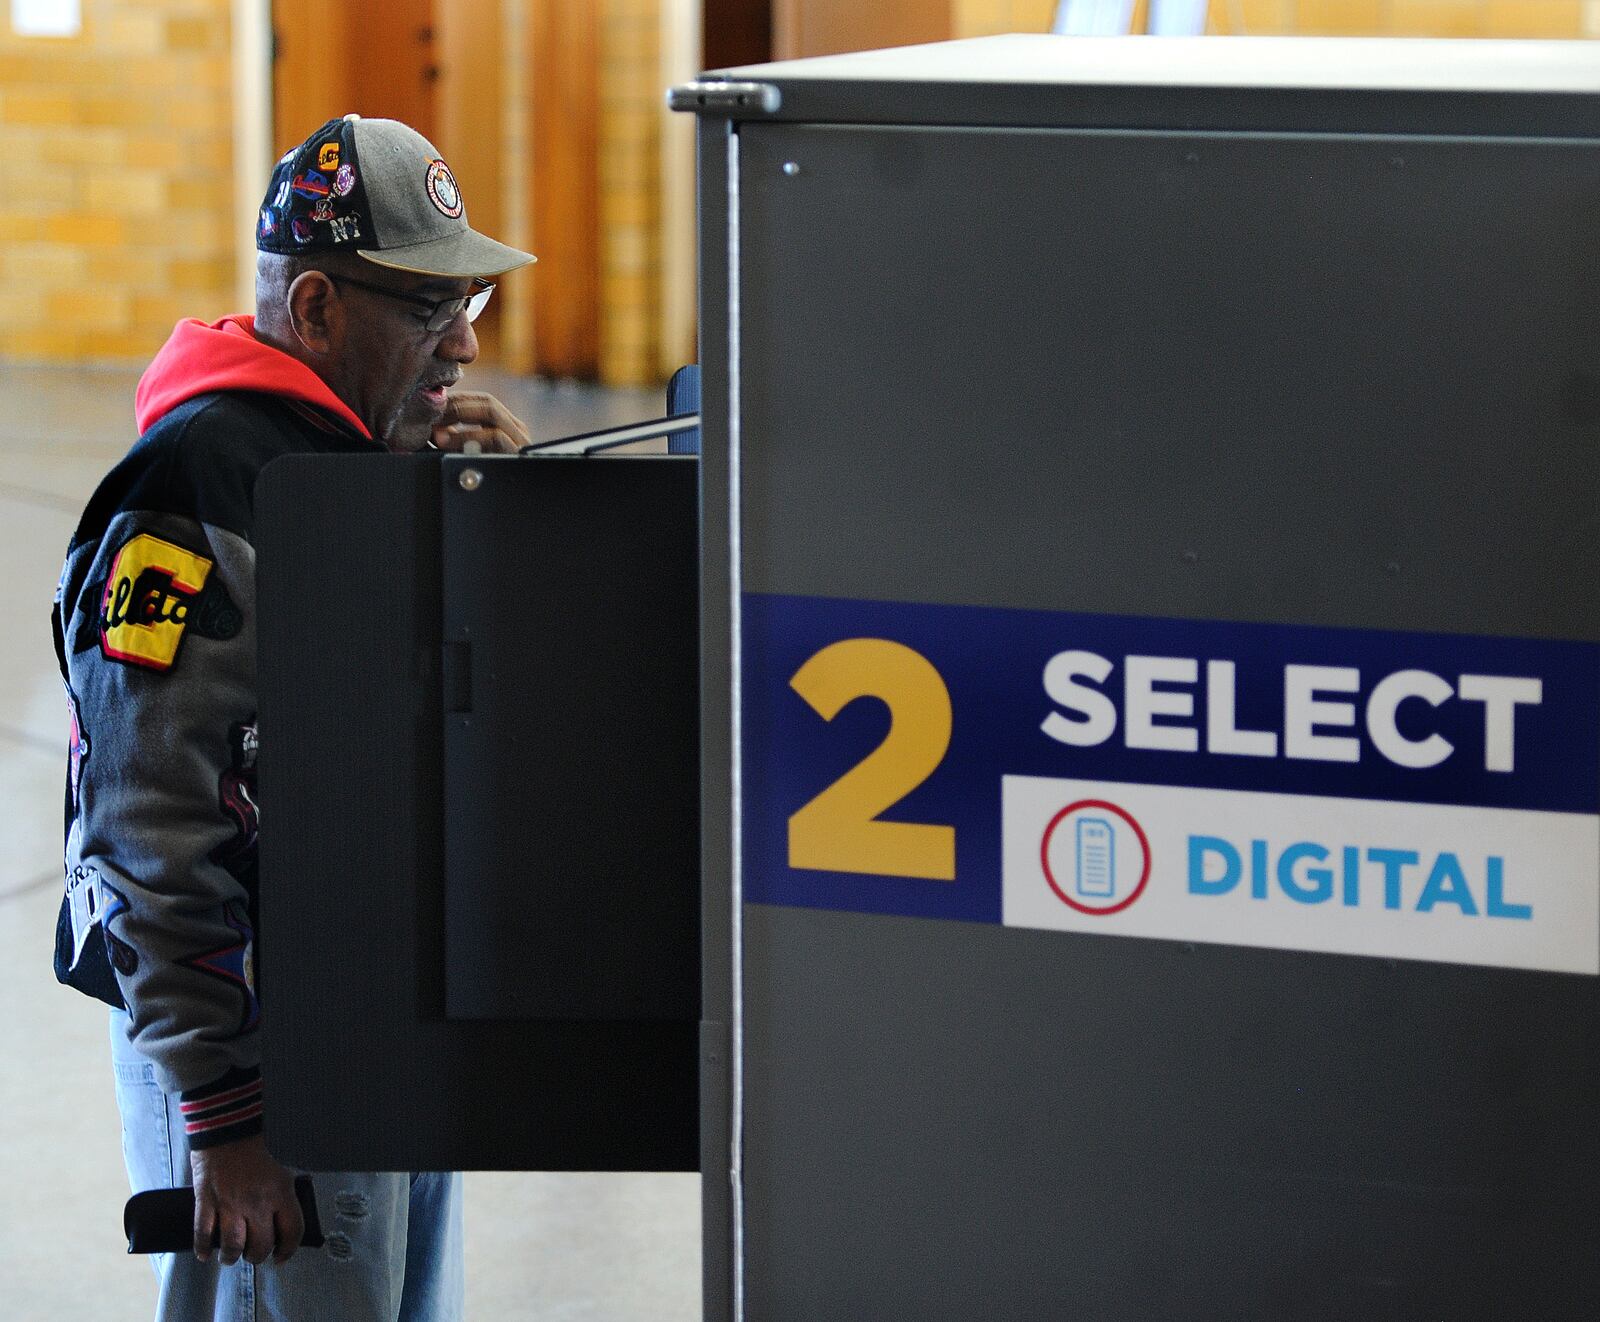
xmin=418 ymin=383 xmax=451 ymax=410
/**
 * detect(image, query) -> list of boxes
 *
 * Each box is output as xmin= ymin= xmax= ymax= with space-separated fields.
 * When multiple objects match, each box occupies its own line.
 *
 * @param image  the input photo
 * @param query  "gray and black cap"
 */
xmin=257 ymin=114 xmax=535 ymax=278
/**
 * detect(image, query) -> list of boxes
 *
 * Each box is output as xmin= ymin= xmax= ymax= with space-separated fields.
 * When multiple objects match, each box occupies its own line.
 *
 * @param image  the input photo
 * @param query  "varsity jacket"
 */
xmin=54 ymin=315 xmax=383 ymax=1148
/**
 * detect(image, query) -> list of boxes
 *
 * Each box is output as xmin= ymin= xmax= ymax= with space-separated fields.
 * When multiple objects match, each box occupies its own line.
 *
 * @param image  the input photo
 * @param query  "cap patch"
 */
xmin=334 ymin=163 xmax=356 ymax=196
xmin=317 ymin=142 xmax=340 ymax=171
xmin=291 ymin=215 xmax=314 ymax=244
xmin=292 ymin=170 xmax=330 ymax=200
xmin=257 ymin=208 xmax=277 ymax=239
xmin=425 ymin=158 xmax=463 ymax=219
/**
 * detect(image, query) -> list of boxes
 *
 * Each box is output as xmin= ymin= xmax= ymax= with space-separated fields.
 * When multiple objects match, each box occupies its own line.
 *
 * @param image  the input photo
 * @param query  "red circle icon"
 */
xmin=1039 ymin=799 xmax=1151 ymax=916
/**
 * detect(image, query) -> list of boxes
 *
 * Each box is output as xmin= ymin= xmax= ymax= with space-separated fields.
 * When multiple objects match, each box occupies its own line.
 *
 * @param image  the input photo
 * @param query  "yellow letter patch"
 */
xmin=99 ymin=533 xmax=214 ymax=672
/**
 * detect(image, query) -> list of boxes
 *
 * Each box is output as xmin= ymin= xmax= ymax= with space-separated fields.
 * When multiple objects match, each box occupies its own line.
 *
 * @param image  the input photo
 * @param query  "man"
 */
xmin=53 ymin=115 xmax=534 ymax=1320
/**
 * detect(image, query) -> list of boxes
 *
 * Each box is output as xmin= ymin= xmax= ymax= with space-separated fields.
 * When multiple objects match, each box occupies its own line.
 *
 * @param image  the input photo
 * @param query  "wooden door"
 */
xmin=272 ymin=0 xmax=439 ymax=154
xmin=437 ymin=0 xmax=507 ymax=359
xmin=705 ymin=0 xmax=772 ymax=67
xmin=529 ymin=0 xmax=601 ymax=379
xmin=772 ymin=0 xmax=950 ymax=59
xmin=351 ymin=0 xmax=438 ymax=143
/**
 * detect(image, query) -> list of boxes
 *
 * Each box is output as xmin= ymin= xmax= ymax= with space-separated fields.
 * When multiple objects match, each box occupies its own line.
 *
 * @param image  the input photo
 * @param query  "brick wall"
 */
xmin=0 ymin=0 xmax=236 ymax=364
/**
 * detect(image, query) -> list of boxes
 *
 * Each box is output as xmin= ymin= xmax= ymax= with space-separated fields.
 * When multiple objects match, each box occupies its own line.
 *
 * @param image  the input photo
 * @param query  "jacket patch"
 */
xmin=80 ymin=536 xmax=243 ymax=663
xmin=190 ymin=576 xmax=244 ymax=640
xmin=98 ymin=881 xmax=139 ymax=975
xmin=64 ymin=863 xmax=101 ymax=970
xmin=211 ymin=721 xmax=259 ymax=866
xmin=98 ymin=533 xmax=213 ymax=671
xmin=64 ymin=683 xmax=89 ymax=811
xmin=178 ymin=905 xmax=259 ymax=1035
xmin=68 ymin=867 xmax=139 ymax=977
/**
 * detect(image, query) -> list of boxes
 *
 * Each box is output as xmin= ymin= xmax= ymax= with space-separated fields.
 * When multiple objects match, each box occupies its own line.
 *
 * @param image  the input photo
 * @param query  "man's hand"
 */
xmin=432 ymin=391 xmax=530 ymax=454
xmin=190 ymin=1134 xmax=304 ymax=1266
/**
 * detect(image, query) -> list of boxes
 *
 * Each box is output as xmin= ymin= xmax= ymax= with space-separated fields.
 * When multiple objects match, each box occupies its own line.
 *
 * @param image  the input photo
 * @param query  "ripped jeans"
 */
xmin=111 ymin=1011 xmax=463 ymax=1322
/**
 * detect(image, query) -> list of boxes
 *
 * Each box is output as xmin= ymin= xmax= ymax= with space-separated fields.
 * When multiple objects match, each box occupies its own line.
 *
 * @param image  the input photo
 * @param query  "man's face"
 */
xmin=333 ymin=269 xmax=481 ymax=452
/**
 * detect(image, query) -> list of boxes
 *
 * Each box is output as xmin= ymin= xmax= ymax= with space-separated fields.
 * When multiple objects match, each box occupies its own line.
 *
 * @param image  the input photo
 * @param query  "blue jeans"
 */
xmin=111 ymin=1012 xmax=463 ymax=1322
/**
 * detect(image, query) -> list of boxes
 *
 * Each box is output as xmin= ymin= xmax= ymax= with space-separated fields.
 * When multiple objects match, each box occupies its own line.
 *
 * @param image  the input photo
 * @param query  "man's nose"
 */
xmin=438 ymin=310 xmax=479 ymax=366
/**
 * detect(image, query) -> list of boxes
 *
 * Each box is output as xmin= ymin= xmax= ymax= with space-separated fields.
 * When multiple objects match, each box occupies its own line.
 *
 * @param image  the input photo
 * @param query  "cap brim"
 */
xmin=356 ymin=226 xmax=536 ymax=278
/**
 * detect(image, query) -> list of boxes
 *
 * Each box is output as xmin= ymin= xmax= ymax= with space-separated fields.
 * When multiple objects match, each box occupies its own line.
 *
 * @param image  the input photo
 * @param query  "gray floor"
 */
xmin=0 ymin=363 xmax=699 ymax=1321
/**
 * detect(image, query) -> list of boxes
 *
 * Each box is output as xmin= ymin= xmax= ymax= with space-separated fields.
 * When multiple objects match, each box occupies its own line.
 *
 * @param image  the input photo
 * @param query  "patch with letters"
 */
xmin=317 ymin=142 xmax=340 ymax=171
xmin=66 ymin=866 xmax=138 ymax=976
xmin=95 ymin=532 xmax=240 ymax=672
xmin=65 ymin=863 xmax=101 ymax=970
xmin=292 ymin=170 xmax=330 ymax=200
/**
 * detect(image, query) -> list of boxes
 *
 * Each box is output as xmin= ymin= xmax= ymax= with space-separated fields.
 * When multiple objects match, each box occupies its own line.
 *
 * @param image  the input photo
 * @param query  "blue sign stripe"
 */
xmin=741 ymin=593 xmax=1600 ymax=924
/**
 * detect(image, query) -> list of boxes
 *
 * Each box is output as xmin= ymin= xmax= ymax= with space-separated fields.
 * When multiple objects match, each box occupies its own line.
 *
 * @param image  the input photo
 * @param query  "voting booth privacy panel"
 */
xmin=256 ymin=453 xmax=700 ymax=1173
xmin=688 ymin=37 xmax=1600 ymax=1321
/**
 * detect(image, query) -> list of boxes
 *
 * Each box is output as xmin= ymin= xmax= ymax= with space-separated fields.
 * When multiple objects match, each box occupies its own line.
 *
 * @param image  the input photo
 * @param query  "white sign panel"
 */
xmin=1003 ymin=775 xmax=1600 ymax=974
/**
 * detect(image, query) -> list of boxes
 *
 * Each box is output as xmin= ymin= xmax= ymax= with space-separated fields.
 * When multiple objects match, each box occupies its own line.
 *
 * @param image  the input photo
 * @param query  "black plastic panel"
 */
xmin=257 ymin=453 xmax=697 ymax=1172
xmin=440 ymin=456 xmax=700 ymax=1021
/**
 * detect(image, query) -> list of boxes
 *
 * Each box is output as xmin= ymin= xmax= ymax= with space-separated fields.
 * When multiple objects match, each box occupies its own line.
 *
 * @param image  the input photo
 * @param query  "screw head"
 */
xmin=459 ymin=467 xmax=483 ymax=491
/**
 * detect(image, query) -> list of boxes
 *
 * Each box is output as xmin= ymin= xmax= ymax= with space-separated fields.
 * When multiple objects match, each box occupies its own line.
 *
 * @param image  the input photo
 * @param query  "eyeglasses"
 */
xmin=330 ymin=274 xmax=495 ymax=333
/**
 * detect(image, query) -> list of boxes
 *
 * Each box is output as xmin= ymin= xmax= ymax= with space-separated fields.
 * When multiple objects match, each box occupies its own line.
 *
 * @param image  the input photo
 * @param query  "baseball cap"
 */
xmin=256 ymin=114 xmax=535 ymax=278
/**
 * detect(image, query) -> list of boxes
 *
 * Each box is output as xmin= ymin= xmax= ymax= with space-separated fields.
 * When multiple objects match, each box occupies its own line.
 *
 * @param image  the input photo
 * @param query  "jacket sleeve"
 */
xmin=63 ymin=491 xmax=264 ymax=1149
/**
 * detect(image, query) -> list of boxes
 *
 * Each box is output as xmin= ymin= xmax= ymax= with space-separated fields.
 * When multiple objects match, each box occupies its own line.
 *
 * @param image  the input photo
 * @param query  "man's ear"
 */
xmin=286 ymin=271 xmax=341 ymax=355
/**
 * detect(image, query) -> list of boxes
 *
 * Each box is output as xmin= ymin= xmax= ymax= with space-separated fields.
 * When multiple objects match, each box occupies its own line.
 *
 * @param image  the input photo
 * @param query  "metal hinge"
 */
xmin=666 ymin=81 xmax=781 ymax=118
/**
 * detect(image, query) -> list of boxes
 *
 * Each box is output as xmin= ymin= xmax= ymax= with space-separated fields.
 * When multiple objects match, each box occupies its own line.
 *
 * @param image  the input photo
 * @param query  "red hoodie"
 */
xmin=134 ymin=315 xmax=372 ymax=440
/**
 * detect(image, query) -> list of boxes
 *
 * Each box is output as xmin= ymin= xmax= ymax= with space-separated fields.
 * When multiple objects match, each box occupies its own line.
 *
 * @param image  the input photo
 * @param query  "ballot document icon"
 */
xmin=1075 ymin=817 xmax=1116 ymax=897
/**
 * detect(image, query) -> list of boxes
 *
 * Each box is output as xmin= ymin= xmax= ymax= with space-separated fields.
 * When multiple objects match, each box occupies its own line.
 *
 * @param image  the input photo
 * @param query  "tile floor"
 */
xmin=0 ymin=363 xmax=699 ymax=1321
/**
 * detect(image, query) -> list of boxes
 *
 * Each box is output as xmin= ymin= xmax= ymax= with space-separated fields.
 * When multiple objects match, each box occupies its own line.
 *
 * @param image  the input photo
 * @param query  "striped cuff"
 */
xmin=178 ymin=1067 xmax=264 ymax=1150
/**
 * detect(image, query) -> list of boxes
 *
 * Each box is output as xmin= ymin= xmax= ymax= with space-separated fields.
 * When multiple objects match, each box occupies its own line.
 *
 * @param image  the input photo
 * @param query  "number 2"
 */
xmin=787 ymin=638 xmax=956 ymax=881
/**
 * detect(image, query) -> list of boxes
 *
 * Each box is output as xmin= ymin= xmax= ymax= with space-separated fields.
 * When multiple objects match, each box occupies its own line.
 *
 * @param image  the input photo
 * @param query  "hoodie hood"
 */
xmin=135 ymin=315 xmax=372 ymax=440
